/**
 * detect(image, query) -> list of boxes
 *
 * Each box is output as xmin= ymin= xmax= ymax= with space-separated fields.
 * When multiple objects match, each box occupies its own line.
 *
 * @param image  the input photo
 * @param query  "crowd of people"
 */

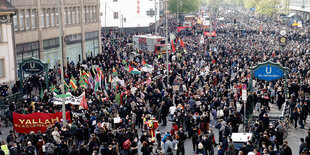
xmin=1 ymin=5 xmax=310 ymax=155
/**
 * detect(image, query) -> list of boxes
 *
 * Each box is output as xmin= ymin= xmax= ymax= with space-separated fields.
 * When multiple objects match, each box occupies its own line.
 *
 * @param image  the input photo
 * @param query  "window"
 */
xmin=13 ymin=15 xmax=18 ymax=31
xmin=46 ymin=8 xmax=50 ymax=27
xmin=41 ymin=9 xmax=45 ymax=28
xmin=90 ymin=6 xmax=93 ymax=22
xmin=83 ymin=6 xmax=86 ymax=23
xmin=113 ymin=12 xmax=118 ymax=19
xmin=86 ymin=6 xmax=89 ymax=22
xmin=64 ymin=7 xmax=67 ymax=25
xmin=56 ymin=8 xmax=59 ymax=26
xmin=76 ymin=7 xmax=80 ymax=24
xmin=68 ymin=7 xmax=71 ymax=25
xmin=20 ymin=10 xmax=24 ymax=30
xmin=72 ymin=7 xmax=76 ymax=24
xmin=93 ymin=6 xmax=97 ymax=21
xmin=51 ymin=8 xmax=55 ymax=27
xmin=0 ymin=59 xmax=4 ymax=78
xmin=25 ymin=10 xmax=30 ymax=29
xmin=31 ymin=9 xmax=36 ymax=29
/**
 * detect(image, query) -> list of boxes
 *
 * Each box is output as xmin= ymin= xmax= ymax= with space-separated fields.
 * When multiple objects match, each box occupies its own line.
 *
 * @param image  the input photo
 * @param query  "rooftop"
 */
xmin=0 ymin=0 xmax=16 ymax=13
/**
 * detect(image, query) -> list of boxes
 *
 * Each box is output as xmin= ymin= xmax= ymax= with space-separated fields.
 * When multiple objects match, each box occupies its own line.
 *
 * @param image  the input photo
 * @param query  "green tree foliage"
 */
xmin=256 ymin=0 xmax=279 ymax=16
xmin=244 ymin=0 xmax=261 ymax=9
xmin=168 ymin=0 xmax=200 ymax=14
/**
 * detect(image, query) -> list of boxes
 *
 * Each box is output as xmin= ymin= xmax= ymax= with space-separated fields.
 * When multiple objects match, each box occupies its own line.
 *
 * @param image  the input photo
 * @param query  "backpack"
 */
xmin=198 ymin=141 xmax=204 ymax=150
xmin=46 ymin=143 xmax=55 ymax=154
xmin=123 ymin=139 xmax=131 ymax=150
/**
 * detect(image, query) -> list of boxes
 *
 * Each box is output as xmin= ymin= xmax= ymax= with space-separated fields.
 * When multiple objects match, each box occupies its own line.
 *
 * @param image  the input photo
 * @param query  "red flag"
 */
xmin=177 ymin=26 xmax=188 ymax=32
xmin=128 ymin=65 xmax=134 ymax=72
xmin=212 ymin=59 xmax=216 ymax=64
xmin=79 ymin=93 xmax=88 ymax=110
xmin=142 ymin=59 xmax=147 ymax=66
xmin=180 ymin=39 xmax=185 ymax=48
xmin=171 ymin=41 xmax=176 ymax=52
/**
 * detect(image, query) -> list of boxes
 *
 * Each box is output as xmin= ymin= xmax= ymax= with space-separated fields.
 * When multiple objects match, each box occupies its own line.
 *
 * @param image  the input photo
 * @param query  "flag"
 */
xmin=64 ymin=81 xmax=69 ymax=92
xmin=142 ymin=59 xmax=152 ymax=68
xmin=171 ymin=41 xmax=176 ymax=52
xmin=105 ymin=77 xmax=108 ymax=90
xmin=69 ymin=79 xmax=77 ymax=91
xmin=212 ymin=59 xmax=216 ymax=64
xmin=112 ymin=67 xmax=118 ymax=76
xmin=83 ymin=77 xmax=91 ymax=87
xmin=122 ymin=59 xmax=127 ymax=65
xmin=50 ymin=84 xmax=59 ymax=93
xmin=108 ymin=75 xmax=112 ymax=83
xmin=128 ymin=65 xmax=142 ymax=75
xmin=115 ymin=93 xmax=121 ymax=105
xmin=79 ymin=93 xmax=88 ymax=110
xmin=79 ymin=78 xmax=87 ymax=88
xmin=170 ymin=33 xmax=175 ymax=42
xmin=82 ymin=70 xmax=89 ymax=78
xmin=142 ymin=59 xmax=147 ymax=66
xmin=180 ymin=39 xmax=185 ymax=48
xmin=40 ymin=87 xmax=43 ymax=99
xmin=94 ymin=82 xmax=99 ymax=94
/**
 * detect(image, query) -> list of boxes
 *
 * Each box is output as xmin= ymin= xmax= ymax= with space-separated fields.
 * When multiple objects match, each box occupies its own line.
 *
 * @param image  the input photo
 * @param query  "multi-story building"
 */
xmin=0 ymin=0 xmax=17 ymax=84
xmin=100 ymin=0 xmax=159 ymax=32
xmin=289 ymin=0 xmax=310 ymax=20
xmin=12 ymin=0 xmax=101 ymax=68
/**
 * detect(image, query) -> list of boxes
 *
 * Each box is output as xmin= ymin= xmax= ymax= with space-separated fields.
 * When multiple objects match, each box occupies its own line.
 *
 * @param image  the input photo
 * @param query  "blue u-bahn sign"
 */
xmin=251 ymin=61 xmax=288 ymax=82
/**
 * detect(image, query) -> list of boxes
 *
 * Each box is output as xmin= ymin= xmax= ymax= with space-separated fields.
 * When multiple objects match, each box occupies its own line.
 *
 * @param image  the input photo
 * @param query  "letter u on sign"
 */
xmin=30 ymin=62 xmax=36 ymax=69
xmin=266 ymin=67 xmax=272 ymax=74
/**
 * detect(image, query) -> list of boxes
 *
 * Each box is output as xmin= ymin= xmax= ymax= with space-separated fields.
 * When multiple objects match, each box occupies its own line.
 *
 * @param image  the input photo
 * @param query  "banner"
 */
xmin=204 ymin=31 xmax=216 ymax=37
xmin=177 ymin=26 xmax=188 ymax=32
xmin=52 ymin=92 xmax=84 ymax=105
xmin=13 ymin=112 xmax=71 ymax=133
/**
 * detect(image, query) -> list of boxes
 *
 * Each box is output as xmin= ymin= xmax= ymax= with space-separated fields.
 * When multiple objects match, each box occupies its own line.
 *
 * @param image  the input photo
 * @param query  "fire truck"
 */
xmin=132 ymin=34 xmax=169 ymax=54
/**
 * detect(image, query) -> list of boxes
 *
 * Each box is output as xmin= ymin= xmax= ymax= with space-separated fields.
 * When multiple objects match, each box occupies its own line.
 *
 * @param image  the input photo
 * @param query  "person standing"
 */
xmin=299 ymin=138 xmax=307 ymax=155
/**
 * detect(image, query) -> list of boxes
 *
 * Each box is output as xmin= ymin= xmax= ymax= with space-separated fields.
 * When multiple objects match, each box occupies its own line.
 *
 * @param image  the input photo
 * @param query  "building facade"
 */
xmin=12 ymin=0 xmax=101 ymax=69
xmin=0 ymin=0 xmax=17 ymax=84
xmin=100 ymin=0 xmax=159 ymax=29
xmin=289 ymin=0 xmax=310 ymax=20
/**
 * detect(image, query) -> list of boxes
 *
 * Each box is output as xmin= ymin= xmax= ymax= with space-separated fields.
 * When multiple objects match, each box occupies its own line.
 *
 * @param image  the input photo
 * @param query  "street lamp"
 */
xmin=165 ymin=0 xmax=169 ymax=87
xmin=57 ymin=0 xmax=67 ymax=127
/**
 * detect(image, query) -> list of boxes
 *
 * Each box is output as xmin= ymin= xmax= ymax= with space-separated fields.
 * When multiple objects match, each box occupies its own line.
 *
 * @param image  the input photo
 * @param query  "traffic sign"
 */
xmin=242 ymin=84 xmax=247 ymax=101
xmin=279 ymin=37 xmax=287 ymax=46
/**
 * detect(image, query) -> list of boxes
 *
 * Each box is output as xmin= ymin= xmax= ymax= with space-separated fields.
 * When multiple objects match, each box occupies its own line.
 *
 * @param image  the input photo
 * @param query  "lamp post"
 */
xmin=154 ymin=0 xmax=157 ymax=33
xmin=57 ymin=0 xmax=66 ymax=127
xmin=165 ymin=0 xmax=169 ymax=87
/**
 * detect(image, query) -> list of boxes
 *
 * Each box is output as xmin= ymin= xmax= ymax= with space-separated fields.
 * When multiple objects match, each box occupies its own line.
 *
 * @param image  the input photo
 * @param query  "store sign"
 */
xmin=20 ymin=58 xmax=47 ymax=74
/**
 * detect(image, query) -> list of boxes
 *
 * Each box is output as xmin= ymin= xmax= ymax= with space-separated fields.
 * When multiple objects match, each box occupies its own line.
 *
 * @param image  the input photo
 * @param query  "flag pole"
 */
xmin=57 ymin=0 xmax=66 ymax=127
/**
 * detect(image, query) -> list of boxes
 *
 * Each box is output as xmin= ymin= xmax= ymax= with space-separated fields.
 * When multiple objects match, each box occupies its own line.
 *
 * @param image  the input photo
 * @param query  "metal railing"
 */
xmin=0 ymin=92 xmax=22 ymax=108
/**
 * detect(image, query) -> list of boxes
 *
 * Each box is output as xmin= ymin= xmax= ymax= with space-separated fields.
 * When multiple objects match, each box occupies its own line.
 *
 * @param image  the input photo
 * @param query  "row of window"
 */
xmin=0 ymin=59 xmax=4 ymax=78
xmin=13 ymin=6 xmax=98 ymax=31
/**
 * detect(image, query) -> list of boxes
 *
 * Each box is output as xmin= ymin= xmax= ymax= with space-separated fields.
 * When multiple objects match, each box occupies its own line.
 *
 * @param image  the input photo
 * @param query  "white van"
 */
xmin=231 ymin=133 xmax=254 ymax=151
